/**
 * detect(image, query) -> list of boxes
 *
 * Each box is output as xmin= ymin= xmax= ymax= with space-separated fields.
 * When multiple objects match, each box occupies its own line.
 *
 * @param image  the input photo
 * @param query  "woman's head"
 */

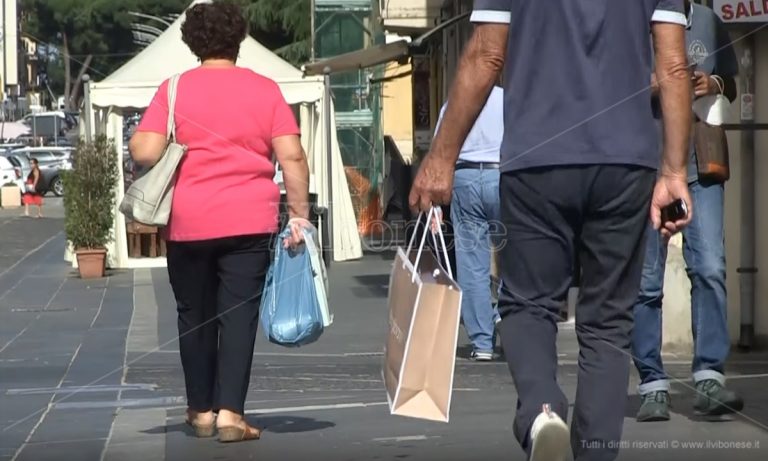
xmin=31 ymin=158 xmax=39 ymax=167
xmin=181 ymin=0 xmax=248 ymax=63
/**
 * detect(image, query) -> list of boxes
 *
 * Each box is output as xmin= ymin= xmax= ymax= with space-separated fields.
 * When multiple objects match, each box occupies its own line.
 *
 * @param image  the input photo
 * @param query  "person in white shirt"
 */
xmin=434 ymin=86 xmax=504 ymax=361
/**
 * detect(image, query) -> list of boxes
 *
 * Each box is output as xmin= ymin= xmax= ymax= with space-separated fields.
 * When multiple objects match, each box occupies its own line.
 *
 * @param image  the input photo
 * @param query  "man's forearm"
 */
xmin=653 ymin=24 xmax=691 ymax=178
xmin=431 ymin=24 xmax=507 ymax=162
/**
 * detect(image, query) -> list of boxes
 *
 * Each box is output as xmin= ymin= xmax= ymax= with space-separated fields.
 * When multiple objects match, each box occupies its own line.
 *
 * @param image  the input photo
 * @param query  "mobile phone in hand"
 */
xmin=661 ymin=199 xmax=688 ymax=224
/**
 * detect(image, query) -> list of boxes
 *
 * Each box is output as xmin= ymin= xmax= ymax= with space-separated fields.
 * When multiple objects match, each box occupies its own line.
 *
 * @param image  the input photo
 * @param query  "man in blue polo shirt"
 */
xmin=409 ymin=1 xmax=693 ymax=460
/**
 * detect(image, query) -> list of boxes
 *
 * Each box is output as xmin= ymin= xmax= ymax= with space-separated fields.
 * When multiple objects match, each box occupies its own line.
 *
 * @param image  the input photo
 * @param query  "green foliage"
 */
xmin=63 ymin=135 xmax=119 ymax=250
xmin=22 ymin=0 xmax=188 ymax=104
xmin=243 ymin=0 xmax=311 ymax=65
xmin=22 ymin=0 xmax=312 ymax=100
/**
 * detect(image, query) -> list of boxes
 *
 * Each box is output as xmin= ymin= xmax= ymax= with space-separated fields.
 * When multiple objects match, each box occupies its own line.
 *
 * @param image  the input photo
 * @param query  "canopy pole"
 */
xmin=324 ymin=68 xmax=333 ymax=265
xmin=83 ymin=74 xmax=93 ymax=143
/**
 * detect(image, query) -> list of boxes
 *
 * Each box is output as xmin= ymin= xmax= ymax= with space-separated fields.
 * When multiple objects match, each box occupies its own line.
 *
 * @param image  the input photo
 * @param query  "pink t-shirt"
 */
xmin=136 ymin=67 xmax=300 ymax=241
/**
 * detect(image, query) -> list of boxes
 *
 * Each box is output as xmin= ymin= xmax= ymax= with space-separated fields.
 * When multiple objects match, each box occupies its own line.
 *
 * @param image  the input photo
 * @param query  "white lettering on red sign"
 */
xmin=714 ymin=0 xmax=768 ymax=22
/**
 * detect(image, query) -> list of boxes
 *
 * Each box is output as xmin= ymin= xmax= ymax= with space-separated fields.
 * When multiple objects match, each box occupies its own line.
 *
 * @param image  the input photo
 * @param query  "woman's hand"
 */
xmin=283 ymin=217 xmax=313 ymax=249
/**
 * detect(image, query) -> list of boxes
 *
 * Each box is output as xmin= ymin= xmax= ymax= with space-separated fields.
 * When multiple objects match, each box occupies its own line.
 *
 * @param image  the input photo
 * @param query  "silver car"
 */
xmin=9 ymin=147 xmax=73 ymax=196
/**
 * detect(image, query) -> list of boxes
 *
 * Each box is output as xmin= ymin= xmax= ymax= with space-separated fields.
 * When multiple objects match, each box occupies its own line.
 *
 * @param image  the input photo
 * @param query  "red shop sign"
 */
xmin=714 ymin=0 xmax=768 ymax=22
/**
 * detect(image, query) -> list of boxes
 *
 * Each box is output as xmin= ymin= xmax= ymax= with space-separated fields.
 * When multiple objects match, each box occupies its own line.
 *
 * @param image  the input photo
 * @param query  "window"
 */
xmin=29 ymin=152 xmax=54 ymax=162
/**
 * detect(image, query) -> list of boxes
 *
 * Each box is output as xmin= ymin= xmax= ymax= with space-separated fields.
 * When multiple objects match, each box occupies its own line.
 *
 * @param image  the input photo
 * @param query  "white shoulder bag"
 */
xmin=119 ymin=74 xmax=187 ymax=226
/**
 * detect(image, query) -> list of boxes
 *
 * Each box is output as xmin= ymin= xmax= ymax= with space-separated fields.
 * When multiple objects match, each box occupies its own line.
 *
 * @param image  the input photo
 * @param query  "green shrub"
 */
xmin=63 ymin=135 xmax=119 ymax=249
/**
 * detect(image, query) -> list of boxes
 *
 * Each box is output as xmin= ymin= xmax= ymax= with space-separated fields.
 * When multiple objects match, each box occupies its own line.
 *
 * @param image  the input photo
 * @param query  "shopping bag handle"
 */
xmin=406 ymin=207 xmax=454 ymax=282
xmin=405 ymin=207 xmax=434 ymax=255
xmin=429 ymin=221 xmax=454 ymax=280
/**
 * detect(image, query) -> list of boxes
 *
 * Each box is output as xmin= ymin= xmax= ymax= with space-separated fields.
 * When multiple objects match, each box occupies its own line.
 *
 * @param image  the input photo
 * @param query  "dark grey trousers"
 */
xmin=497 ymin=165 xmax=655 ymax=461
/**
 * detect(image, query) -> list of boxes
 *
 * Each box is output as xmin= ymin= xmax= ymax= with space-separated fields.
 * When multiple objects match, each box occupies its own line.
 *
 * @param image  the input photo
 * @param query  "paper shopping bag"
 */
xmin=383 ymin=210 xmax=462 ymax=423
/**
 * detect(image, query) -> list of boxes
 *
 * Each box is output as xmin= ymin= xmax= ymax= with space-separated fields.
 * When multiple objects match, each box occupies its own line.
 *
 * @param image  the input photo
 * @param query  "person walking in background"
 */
xmin=409 ymin=1 xmax=693 ymax=460
xmin=129 ymin=0 xmax=310 ymax=443
xmin=22 ymin=158 xmax=43 ymax=218
xmin=435 ymin=86 xmax=504 ymax=361
xmin=632 ymin=0 xmax=743 ymax=422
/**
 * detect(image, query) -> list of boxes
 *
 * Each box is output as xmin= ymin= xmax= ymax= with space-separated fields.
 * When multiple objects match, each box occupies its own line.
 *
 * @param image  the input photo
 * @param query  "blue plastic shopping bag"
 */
xmin=260 ymin=226 xmax=325 ymax=347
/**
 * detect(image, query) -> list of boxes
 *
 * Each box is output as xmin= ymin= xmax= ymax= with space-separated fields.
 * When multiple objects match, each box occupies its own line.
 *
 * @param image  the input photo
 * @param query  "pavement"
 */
xmin=0 ymin=201 xmax=767 ymax=461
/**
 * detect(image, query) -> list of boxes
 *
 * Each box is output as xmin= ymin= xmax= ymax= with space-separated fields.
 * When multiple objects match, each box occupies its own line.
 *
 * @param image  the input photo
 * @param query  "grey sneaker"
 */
xmin=636 ymin=390 xmax=671 ymax=422
xmin=693 ymin=379 xmax=744 ymax=416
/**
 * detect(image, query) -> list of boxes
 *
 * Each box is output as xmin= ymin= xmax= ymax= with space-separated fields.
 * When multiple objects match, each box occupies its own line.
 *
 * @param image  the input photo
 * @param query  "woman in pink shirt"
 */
xmin=129 ymin=1 xmax=310 ymax=443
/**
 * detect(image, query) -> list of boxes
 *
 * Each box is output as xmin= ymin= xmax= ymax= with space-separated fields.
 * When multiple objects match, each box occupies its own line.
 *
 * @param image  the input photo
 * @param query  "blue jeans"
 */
xmin=632 ymin=180 xmax=729 ymax=394
xmin=451 ymin=167 xmax=501 ymax=353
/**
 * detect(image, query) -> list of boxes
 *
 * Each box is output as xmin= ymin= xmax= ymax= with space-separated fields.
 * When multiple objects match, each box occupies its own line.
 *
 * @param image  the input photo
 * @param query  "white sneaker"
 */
xmin=470 ymin=350 xmax=494 ymax=361
xmin=530 ymin=404 xmax=570 ymax=461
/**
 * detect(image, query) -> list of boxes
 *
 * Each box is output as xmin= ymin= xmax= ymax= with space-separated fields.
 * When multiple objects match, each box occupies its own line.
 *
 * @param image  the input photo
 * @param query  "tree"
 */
xmin=21 ymin=0 xmax=311 ymax=111
xmin=21 ymin=0 xmax=187 ymax=110
xmin=243 ymin=0 xmax=311 ymax=66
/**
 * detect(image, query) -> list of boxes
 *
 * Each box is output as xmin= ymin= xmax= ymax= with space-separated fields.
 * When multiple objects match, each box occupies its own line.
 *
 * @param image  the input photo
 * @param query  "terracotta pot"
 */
xmin=75 ymin=248 xmax=107 ymax=279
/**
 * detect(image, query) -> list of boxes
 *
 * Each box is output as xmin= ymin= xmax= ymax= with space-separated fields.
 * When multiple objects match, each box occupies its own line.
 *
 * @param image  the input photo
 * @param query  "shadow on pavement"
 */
xmin=142 ymin=415 xmax=335 ymax=438
xmin=256 ymin=415 xmax=336 ymax=434
xmin=351 ymin=274 xmax=390 ymax=299
xmin=142 ymin=422 xmax=185 ymax=436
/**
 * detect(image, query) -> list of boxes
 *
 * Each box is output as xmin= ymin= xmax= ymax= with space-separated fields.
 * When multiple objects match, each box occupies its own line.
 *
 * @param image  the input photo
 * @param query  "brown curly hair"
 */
xmin=181 ymin=0 xmax=248 ymax=62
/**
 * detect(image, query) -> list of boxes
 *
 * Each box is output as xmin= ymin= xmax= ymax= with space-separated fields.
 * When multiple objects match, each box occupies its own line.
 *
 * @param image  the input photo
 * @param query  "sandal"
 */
xmin=186 ymin=419 xmax=216 ymax=438
xmin=185 ymin=412 xmax=216 ymax=438
xmin=217 ymin=424 xmax=261 ymax=443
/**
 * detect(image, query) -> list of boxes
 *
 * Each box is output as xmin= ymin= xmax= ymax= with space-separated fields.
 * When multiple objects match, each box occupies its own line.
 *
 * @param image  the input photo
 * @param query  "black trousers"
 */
xmin=167 ymin=234 xmax=272 ymax=415
xmin=497 ymin=165 xmax=655 ymax=461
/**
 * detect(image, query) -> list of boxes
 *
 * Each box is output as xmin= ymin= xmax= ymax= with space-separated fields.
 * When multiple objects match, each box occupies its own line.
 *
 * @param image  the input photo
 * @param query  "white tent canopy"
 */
xmin=78 ymin=0 xmax=362 ymax=269
xmin=90 ymin=6 xmax=324 ymax=107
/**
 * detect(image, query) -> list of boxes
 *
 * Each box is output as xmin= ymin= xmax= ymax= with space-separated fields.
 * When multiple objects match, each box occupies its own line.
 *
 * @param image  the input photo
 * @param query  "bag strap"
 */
xmin=432 ymin=221 xmax=454 ymax=279
xmin=408 ymin=208 xmax=454 ymax=282
xmin=166 ymin=74 xmax=181 ymax=141
xmin=710 ymin=75 xmax=725 ymax=95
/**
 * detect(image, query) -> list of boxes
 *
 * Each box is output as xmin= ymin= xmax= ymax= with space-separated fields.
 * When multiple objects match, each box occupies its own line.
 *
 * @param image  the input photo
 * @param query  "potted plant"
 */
xmin=62 ymin=135 xmax=119 ymax=278
xmin=1 ymin=180 xmax=21 ymax=208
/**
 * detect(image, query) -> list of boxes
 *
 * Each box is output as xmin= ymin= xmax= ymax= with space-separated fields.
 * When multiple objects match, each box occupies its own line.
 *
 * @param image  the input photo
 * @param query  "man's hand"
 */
xmin=408 ymin=22 xmax=507 ymax=213
xmin=409 ymin=154 xmax=455 ymax=212
xmin=692 ymin=71 xmax=718 ymax=97
xmin=650 ymin=174 xmax=693 ymax=239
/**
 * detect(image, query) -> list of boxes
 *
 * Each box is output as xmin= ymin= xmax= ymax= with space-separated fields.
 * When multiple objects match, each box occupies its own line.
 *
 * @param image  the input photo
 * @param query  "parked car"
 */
xmin=9 ymin=147 xmax=73 ymax=197
xmin=0 ymin=143 xmax=26 ymax=153
xmin=0 ymin=156 xmax=20 ymax=187
xmin=3 ymin=154 xmax=32 ymax=185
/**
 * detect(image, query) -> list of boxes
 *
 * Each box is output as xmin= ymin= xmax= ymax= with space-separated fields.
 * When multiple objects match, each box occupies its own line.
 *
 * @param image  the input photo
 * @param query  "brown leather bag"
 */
xmin=694 ymin=121 xmax=730 ymax=183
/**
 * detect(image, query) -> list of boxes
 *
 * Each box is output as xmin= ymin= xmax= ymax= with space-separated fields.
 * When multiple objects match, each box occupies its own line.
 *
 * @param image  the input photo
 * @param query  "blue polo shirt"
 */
xmin=471 ymin=0 xmax=687 ymax=173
